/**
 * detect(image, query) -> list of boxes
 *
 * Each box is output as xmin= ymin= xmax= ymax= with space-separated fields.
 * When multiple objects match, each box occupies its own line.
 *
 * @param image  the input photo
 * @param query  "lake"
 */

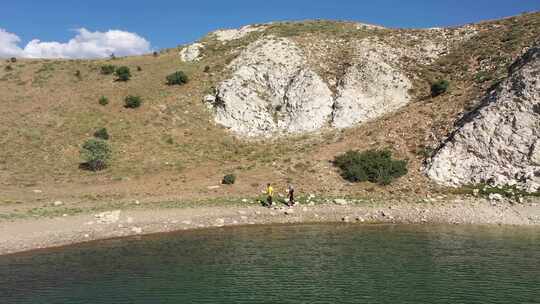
xmin=1 ymin=224 xmax=539 ymax=303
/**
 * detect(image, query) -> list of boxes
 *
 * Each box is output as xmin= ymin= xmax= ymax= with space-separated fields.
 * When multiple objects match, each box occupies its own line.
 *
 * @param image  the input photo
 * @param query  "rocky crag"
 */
xmin=186 ymin=23 xmax=475 ymax=137
xmin=426 ymin=45 xmax=540 ymax=191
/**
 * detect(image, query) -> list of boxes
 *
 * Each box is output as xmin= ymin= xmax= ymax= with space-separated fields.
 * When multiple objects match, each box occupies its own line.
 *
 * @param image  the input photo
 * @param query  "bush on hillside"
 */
xmin=94 ymin=128 xmax=110 ymax=140
xmin=333 ymin=149 xmax=408 ymax=185
xmin=124 ymin=95 xmax=142 ymax=108
xmin=100 ymin=65 xmax=116 ymax=75
xmin=431 ymin=80 xmax=450 ymax=97
xmin=166 ymin=71 xmax=189 ymax=86
xmin=4 ymin=65 xmax=13 ymax=71
xmin=98 ymin=96 xmax=109 ymax=106
xmin=222 ymin=174 xmax=236 ymax=185
xmin=115 ymin=66 xmax=131 ymax=81
xmin=80 ymin=139 xmax=112 ymax=171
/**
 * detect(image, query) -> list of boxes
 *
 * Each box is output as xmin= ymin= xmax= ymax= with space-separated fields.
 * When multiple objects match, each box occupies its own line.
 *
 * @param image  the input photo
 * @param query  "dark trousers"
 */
xmin=288 ymin=191 xmax=294 ymax=205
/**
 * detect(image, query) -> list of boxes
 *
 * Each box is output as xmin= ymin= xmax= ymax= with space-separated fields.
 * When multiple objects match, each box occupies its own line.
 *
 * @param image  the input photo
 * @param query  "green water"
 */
xmin=0 ymin=224 xmax=539 ymax=304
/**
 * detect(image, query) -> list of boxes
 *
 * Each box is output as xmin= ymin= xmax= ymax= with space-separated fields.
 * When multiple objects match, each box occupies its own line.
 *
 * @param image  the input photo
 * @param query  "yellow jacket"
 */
xmin=266 ymin=186 xmax=274 ymax=197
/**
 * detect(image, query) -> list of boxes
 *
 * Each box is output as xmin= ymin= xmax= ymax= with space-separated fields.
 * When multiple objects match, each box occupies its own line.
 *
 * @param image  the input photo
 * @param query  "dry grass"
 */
xmin=0 ymin=12 xmax=539 ymax=209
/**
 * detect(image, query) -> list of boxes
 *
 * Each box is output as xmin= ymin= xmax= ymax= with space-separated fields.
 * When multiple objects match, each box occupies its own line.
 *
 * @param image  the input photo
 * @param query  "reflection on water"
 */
xmin=0 ymin=224 xmax=539 ymax=303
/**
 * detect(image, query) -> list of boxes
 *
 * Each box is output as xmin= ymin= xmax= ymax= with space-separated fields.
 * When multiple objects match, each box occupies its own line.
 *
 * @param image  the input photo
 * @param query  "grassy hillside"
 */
xmin=0 ymin=12 xmax=539 ymax=208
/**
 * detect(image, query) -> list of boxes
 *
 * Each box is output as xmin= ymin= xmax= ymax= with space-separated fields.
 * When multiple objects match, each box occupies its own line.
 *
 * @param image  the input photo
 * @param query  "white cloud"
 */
xmin=0 ymin=28 xmax=24 ymax=58
xmin=0 ymin=28 xmax=151 ymax=59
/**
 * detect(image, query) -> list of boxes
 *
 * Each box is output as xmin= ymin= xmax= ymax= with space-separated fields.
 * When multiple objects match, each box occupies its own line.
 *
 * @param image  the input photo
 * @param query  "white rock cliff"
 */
xmin=205 ymin=36 xmax=413 ymax=137
xmin=426 ymin=45 xmax=540 ymax=191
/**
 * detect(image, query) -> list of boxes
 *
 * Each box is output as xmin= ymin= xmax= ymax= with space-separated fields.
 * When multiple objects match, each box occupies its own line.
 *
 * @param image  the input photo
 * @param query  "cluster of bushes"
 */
xmin=166 ymin=71 xmax=189 ymax=85
xmin=431 ymin=80 xmax=450 ymax=97
xmin=334 ymin=149 xmax=408 ymax=185
xmin=100 ymin=65 xmax=131 ymax=81
xmin=222 ymin=174 xmax=236 ymax=185
xmin=80 ymin=139 xmax=112 ymax=171
xmin=124 ymin=95 xmax=142 ymax=108
xmin=94 ymin=128 xmax=110 ymax=140
xmin=100 ymin=65 xmax=116 ymax=75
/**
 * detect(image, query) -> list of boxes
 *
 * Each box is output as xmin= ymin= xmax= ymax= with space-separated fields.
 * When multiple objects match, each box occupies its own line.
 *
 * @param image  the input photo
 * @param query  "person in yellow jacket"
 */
xmin=266 ymin=183 xmax=274 ymax=207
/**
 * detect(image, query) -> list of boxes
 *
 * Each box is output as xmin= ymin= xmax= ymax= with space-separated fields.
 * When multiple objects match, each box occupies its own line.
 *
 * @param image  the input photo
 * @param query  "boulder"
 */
xmin=180 ymin=43 xmax=204 ymax=62
xmin=334 ymin=199 xmax=348 ymax=205
xmin=95 ymin=210 xmax=121 ymax=224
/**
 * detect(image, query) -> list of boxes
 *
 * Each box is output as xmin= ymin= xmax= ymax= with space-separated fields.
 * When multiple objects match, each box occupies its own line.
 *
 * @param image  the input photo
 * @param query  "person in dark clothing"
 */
xmin=287 ymin=184 xmax=295 ymax=207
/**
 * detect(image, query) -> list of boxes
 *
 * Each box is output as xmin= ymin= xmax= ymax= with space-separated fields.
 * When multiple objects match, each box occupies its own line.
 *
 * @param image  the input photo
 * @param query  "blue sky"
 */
xmin=0 ymin=0 xmax=538 ymax=58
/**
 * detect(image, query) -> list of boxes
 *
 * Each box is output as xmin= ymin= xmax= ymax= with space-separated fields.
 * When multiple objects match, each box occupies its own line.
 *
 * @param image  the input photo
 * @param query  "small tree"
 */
xmin=431 ymin=80 xmax=449 ymax=97
xmin=222 ymin=174 xmax=236 ymax=185
xmin=334 ymin=149 xmax=408 ymax=185
xmin=98 ymin=96 xmax=109 ymax=106
xmin=80 ymin=139 xmax=112 ymax=171
xmin=124 ymin=95 xmax=142 ymax=108
xmin=100 ymin=65 xmax=116 ymax=75
xmin=94 ymin=128 xmax=110 ymax=140
xmin=115 ymin=66 xmax=131 ymax=81
xmin=166 ymin=71 xmax=189 ymax=85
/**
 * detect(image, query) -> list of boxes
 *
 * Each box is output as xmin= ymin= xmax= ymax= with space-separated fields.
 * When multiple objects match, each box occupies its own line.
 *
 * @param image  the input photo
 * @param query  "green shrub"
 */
xmin=431 ymin=80 xmax=450 ymax=97
xmin=94 ymin=128 xmax=110 ymax=140
xmin=222 ymin=174 xmax=236 ymax=185
xmin=166 ymin=71 xmax=189 ymax=85
xmin=124 ymin=95 xmax=142 ymax=108
xmin=4 ymin=65 xmax=13 ymax=71
xmin=80 ymin=139 xmax=112 ymax=171
xmin=100 ymin=65 xmax=116 ymax=75
xmin=334 ymin=150 xmax=408 ymax=185
xmin=98 ymin=96 xmax=109 ymax=106
xmin=115 ymin=66 xmax=131 ymax=81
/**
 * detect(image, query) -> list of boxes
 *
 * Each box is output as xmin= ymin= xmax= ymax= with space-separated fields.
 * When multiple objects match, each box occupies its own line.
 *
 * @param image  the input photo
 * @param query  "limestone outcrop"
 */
xmin=426 ymin=45 xmax=540 ymax=191
xmin=205 ymin=36 xmax=413 ymax=137
xmin=180 ymin=43 xmax=204 ymax=62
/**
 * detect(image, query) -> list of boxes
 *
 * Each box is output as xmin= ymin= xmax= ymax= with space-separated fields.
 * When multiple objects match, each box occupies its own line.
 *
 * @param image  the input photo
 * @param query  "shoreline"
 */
xmin=1 ymin=198 xmax=540 ymax=256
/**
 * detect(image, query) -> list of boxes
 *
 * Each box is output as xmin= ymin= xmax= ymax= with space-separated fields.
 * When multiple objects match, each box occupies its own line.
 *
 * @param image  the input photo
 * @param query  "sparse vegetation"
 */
xmin=98 ymin=96 xmax=109 ymax=106
xmin=334 ymin=150 xmax=408 ymax=185
xmin=166 ymin=71 xmax=189 ymax=85
xmin=431 ymin=80 xmax=449 ymax=97
xmin=4 ymin=65 xmax=13 ymax=71
xmin=100 ymin=65 xmax=116 ymax=75
xmin=124 ymin=95 xmax=142 ymax=108
xmin=80 ymin=139 xmax=112 ymax=171
xmin=115 ymin=66 xmax=131 ymax=81
xmin=93 ymin=128 xmax=110 ymax=140
xmin=222 ymin=174 xmax=236 ymax=185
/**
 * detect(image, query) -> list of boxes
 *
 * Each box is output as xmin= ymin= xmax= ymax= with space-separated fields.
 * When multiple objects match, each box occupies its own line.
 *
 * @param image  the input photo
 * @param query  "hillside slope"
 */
xmin=0 ymin=13 xmax=539 ymax=208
